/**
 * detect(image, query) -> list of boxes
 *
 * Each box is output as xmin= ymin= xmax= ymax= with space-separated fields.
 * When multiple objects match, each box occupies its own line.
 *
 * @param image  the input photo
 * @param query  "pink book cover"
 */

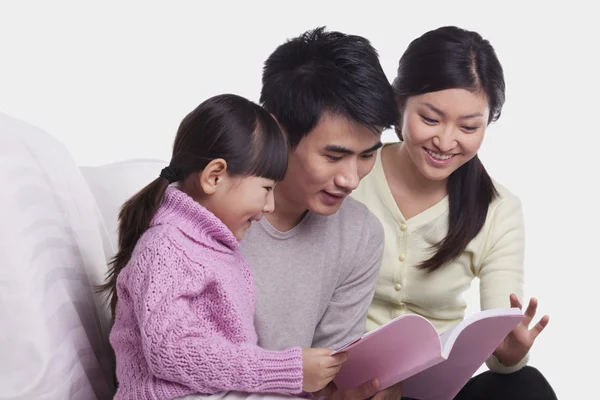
xmin=332 ymin=308 xmax=523 ymax=400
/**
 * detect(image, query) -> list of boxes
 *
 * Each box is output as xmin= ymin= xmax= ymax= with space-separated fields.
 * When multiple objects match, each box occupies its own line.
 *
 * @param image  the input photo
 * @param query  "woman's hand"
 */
xmin=493 ymin=294 xmax=549 ymax=366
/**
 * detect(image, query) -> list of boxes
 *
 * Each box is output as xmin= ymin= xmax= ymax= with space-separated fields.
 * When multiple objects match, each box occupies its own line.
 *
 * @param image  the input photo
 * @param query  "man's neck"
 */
xmin=265 ymin=181 xmax=309 ymax=233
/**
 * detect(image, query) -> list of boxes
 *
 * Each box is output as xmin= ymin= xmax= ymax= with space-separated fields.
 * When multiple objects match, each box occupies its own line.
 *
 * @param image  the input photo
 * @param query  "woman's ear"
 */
xmin=395 ymin=95 xmax=405 ymax=141
xmin=199 ymin=158 xmax=228 ymax=195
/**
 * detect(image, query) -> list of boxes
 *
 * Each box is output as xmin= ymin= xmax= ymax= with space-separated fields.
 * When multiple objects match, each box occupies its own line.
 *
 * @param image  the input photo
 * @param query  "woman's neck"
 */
xmin=386 ymin=143 xmax=447 ymax=193
xmin=382 ymin=142 xmax=448 ymax=219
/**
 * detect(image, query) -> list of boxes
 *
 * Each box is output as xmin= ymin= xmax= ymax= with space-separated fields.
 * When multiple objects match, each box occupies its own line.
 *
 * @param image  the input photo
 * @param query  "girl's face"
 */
xmin=211 ymin=175 xmax=276 ymax=240
xmin=400 ymin=88 xmax=490 ymax=182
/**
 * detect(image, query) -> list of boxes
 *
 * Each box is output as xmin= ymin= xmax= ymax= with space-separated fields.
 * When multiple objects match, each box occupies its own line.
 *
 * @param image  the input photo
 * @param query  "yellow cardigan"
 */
xmin=352 ymin=146 xmax=528 ymax=373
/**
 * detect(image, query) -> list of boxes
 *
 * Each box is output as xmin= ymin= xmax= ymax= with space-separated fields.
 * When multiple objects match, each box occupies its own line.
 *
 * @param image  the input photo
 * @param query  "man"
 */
xmin=241 ymin=27 xmax=402 ymax=399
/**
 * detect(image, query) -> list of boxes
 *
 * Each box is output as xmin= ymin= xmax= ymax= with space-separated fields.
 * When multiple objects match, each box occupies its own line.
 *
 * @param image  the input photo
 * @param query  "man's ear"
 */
xmin=199 ymin=158 xmax=228 ymax=195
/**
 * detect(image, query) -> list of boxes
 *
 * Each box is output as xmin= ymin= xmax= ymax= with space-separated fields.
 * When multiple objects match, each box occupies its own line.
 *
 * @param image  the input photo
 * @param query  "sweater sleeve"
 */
xmin=476 ymin=195 xmax=529 ymax=373
xmin=129 ymin=246 xmax=304 ymax=394
xmin=311 ymin=213 xmax=384 ymax=350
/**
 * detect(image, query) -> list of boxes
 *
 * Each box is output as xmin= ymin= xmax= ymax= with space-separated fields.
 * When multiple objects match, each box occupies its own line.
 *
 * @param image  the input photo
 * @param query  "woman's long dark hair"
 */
xmin=98 ymin=94 xmax=288 ymax=317
xmin=392 ymin=26 xmax=505 ymax=272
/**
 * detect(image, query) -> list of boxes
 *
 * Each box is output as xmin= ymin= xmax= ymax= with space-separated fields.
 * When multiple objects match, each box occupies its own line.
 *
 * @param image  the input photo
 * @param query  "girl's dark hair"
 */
xmin=99 ymin=94 xmax=288 ymax=317
xmin=392 ymin=26 xmax=505 ymax=272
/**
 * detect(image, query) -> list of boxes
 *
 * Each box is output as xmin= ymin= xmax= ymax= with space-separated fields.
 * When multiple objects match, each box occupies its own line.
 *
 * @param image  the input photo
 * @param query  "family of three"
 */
xmin=101 ymin=26 xmax=558 ymax=400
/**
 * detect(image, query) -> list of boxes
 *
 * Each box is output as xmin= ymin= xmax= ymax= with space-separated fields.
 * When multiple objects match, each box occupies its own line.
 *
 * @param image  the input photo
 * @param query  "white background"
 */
xmin=1 ymin=1 xmax=598 ymax=398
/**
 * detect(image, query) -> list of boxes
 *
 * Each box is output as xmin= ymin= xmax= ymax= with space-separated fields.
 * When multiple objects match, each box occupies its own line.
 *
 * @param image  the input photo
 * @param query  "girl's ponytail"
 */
xmin=99 ymin=167 xmax=176 ymax=318
xmin=99 ymin=93 xmax=288 ymax=318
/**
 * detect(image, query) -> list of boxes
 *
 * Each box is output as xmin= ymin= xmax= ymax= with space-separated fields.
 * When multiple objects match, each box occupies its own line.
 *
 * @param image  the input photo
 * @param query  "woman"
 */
xmin=352 ymin=26 xmax=557 ymax=399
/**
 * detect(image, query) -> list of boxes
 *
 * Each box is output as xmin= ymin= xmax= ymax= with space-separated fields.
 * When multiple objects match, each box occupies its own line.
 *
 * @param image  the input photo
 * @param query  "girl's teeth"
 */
xmin=426 ymin=149 xmax=453 ymax=160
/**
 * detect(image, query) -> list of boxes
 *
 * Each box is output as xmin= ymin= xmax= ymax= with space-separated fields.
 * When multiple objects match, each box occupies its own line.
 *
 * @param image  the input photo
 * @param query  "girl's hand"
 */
xmin=301 ymin=348 xmax=348 ymax=393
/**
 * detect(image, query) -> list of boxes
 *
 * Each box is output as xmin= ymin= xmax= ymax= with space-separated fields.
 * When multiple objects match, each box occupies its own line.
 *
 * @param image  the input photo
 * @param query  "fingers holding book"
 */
xmin=302 ymin=348 xmax=349 ymax=393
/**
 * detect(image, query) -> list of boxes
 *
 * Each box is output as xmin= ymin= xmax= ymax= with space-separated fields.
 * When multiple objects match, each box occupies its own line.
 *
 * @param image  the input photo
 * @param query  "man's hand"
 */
xmin=316 ymin=379 xmax=381 ymax=400
xmin=314 ymin=378 xmax=402 ymax=400
xmin=371 ymin=382 xmax=402 ymax=400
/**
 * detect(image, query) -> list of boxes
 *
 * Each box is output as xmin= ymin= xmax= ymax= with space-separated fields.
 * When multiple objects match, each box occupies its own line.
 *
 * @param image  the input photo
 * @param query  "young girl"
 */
xmin=101 ymin=94 xmax=347 ymax=399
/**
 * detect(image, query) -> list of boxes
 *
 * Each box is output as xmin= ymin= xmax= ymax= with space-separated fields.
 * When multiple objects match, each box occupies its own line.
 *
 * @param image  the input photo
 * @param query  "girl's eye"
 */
xmin=264 ymin=186 xmax=273 ymax=192
xmin=462 ymin=126 xmax=479 ymax=133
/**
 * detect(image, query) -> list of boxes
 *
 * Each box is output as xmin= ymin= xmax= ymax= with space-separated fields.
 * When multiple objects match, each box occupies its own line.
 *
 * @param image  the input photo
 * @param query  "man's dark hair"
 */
xmin=260 ymin=26 xmax=399 ymax=148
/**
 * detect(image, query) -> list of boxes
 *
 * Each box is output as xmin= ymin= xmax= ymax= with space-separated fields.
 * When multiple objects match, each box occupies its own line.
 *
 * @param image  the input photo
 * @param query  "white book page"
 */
xmin=440 ymin=308 xmax=522 ymax=358
xmin=439 ymin=324 xmax=458 ymax=350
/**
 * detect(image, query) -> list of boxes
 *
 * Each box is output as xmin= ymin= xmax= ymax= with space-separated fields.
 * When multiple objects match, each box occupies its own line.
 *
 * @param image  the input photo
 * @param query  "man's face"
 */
xmin=281 ymin=113 xmax=382 ymax=216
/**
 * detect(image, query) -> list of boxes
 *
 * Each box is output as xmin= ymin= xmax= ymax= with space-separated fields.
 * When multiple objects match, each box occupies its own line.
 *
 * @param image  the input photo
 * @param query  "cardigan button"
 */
xmin=394 ymin=283 xmax=402 ymax=291
xmin=398 ymin=254 xmax=405 ymax=262
xmin=400 ymin=223 xmax=407 ymax=231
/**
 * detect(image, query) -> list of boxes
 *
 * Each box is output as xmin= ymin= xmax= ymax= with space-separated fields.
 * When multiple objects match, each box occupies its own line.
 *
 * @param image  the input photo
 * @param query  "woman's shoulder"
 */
xmin=475 ymin=179 xmax=524 ymax=246
xmin=490 ymin=179 xmax=523 ymax=213
xmin=468 ymin=179 xmax=526 ymax=268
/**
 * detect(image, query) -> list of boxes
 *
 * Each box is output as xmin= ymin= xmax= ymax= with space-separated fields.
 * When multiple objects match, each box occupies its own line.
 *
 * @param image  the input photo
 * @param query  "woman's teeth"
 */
xmin=425 ymin=148 xmax=453 ymax=160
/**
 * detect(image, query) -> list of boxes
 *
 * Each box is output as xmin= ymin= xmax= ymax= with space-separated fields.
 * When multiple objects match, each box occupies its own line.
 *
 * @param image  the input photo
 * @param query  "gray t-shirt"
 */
xmin=241 ymin=197 xmax=384 ymax=351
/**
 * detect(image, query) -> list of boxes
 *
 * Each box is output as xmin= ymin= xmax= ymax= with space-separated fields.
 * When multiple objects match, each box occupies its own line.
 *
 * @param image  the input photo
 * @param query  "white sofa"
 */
xmin=0 ymin=111 xmax=489 ymax=399
xmin=0 ymin=111 xmax=166 ymax=399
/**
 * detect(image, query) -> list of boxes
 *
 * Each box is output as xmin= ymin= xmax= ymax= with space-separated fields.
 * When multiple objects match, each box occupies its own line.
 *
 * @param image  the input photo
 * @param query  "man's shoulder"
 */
xmin=337 ymin=195 xmax=371 ymax=216
xmin=242 ymin=197 xmax=383 ymax=250
xmin=330 ymin=196 xmax=383 ymax=235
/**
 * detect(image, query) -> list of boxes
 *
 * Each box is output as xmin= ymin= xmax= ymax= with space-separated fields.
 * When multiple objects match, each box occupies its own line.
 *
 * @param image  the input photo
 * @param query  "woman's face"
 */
xmin=399 ymin=88 xmax=490 ymax=182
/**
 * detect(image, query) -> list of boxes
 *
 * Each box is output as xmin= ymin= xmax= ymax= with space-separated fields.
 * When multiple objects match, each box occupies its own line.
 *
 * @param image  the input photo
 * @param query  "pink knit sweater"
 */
xmin=109 ymin=186 xmax=304 ymax=399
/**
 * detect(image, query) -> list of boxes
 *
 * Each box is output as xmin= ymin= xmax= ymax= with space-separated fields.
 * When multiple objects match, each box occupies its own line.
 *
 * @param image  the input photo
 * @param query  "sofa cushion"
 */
xmin=80 ymin=159 xmax=168 ymax=261
xmin=0 ymin=112 xmax=115 ymax=399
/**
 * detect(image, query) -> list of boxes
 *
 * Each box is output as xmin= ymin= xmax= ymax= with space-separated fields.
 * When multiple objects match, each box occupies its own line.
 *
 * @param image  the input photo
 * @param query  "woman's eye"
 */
xmin=462 ymin=126 xmax=479 ymax=133
xmin=420 ymin=115 xmax=438 ymax=125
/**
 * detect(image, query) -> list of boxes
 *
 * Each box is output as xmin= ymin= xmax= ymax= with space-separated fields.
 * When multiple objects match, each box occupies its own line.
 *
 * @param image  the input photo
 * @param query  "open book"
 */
xmin=331 ymin=308 xmax=523 ymax=400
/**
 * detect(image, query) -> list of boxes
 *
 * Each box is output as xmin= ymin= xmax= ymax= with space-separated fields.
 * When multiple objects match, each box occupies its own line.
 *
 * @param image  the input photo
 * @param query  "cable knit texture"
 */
xmin=110 ymin=186 xmax=303 ymax=399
